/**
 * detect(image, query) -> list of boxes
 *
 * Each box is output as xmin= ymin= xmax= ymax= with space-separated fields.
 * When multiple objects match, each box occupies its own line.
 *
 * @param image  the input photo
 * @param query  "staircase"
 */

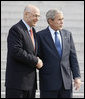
xmin=1 ymin=1 xmax=84 ymax=98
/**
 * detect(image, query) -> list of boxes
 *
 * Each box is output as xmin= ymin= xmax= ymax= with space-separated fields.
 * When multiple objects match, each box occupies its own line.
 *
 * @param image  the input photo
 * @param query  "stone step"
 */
xmin=1 ymin=1 xmax=84 ymax=14
xmin=1 ymin=12 xmax=84 ymax=21
xmin=1 ymin=80 xmax=84 ymax=93
xmin=1 ymin=59 xmax=84 ymax=71
xmin=1 ymin=13 xmax=84 ymax=24
xmin=1 ymin=69 xmax=84 ymax=82
xmin=1 ymin=1 xmax=84 ymax=6
xmin=1 ymin=25 xmax=84 ymax=35
xmin=36 ymin=92 xmax=84 ymax=98
xmin=1 ymin=50 xmax=84 ymax=62
xmin=1 ymin=33 xmax=84 ymax=43
xmin=1 ymin=27 xmax=84 ymax=37
xmin=1 ymin=91 xmax=84 ymax=98
xmin=1 ymin=25 xmax=84 ymax=33
xmin=1 ymin=59 xmax=84 ymax=69
xmin=1 ymin=19 xmax=84 ymax=28
xmin=1 ymin=42 xmax=84 ymax=54
xmin=1 ymin=26 xmax=84 ymax=36
xmin=1 ymin=58 xmax=84 ymax=69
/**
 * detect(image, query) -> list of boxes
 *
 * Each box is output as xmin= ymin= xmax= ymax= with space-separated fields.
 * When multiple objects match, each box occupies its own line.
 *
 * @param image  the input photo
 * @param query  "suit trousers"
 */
xmin=6 ymin=88 xmax=36 ymax=98
xmin=40 ymin=85 xmax=73 ymax=98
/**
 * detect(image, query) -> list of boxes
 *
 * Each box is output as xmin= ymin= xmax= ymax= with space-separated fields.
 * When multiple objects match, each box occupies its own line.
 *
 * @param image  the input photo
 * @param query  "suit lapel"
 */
xmin=44 ymin=27 xmax=61 ymax=58
xmin=60 ymin=29 xmax=67 ymax=58
xmin=44 ymin=28 xmax=56 ymax=50
xmin=19 ymin=20 xmax=36 ymax=53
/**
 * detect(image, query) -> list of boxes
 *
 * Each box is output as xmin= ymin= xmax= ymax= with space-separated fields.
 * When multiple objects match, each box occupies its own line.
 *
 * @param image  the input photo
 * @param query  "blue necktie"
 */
xmin=55 ymin=32 xmax=62 ymax=56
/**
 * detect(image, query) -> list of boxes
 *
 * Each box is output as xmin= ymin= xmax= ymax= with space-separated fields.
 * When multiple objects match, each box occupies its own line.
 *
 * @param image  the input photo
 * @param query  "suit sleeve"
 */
xmin=7 ymin=26 xmax=38 ymax=67
xmin=69 ymin=33 xmax=81 ymax=79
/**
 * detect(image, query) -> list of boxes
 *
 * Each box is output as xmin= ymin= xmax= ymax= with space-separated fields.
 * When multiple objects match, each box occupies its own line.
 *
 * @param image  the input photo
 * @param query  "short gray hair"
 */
xmin=46 ymin=9 xmax=62 ymax=22
xmin=24 ymin=5 xmax=31 ymax=13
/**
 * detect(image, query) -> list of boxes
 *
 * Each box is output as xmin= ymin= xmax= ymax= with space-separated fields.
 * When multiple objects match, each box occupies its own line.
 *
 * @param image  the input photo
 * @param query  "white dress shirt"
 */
xmin=48 ymin=26 xmax=62 ymax=49
xmin=22 ymin=19 xmax=35 ymax=45
xmin=22 ymin=19 xmax=31 ymax=34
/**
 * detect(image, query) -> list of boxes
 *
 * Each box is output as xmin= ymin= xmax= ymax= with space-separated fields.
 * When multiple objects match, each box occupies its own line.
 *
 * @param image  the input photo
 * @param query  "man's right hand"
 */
xmin=36 ymin=57 xmax=43 ymax=69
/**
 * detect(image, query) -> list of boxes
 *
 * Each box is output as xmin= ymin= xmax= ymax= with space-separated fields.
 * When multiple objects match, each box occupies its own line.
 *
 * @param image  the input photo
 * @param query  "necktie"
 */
xmin=30 ymin=28 xmax=35 ymax=49
xmin=55 ymin=32 xmax=62 ymax=56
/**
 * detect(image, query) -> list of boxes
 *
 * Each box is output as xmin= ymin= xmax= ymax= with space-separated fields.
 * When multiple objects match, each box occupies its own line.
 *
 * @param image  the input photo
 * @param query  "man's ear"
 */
xmin=25 ymin=12 xmax=28 ymax=16
xmin=48 ymin=19 xmax=53 ymax=25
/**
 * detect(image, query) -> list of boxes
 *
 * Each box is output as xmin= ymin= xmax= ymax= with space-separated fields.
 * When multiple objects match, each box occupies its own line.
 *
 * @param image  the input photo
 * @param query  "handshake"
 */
xmin=36 ymin=57 xmax=43 ymax=69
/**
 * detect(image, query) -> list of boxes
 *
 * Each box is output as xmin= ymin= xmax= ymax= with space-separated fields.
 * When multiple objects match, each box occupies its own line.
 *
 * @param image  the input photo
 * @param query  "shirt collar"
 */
xmin=22 ymin=19 xmax=31 ymax=32
xmin=49 ymin=26 xmax=60 ymax=35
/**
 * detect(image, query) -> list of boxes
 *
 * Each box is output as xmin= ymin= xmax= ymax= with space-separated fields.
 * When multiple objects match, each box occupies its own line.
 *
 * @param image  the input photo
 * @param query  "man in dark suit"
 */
xmin=37 ymin=9 xmax=81 ymax=98
xmin=5 ymin=4 xmax=43 ymax=98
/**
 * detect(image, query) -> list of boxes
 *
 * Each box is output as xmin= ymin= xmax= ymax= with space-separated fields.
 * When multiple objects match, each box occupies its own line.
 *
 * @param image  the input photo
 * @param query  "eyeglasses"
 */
xmin=30 ymin=12 xmax=40 ymax=18
xmin=32 ymin=14 xmax=40 ymax=18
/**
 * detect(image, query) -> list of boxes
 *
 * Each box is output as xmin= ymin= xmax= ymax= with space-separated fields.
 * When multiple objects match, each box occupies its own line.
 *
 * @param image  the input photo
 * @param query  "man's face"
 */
xmin=26 ymin=10 xmax=40 ymax=27
xmin=50 ymin=13 xmax=64 ymax=31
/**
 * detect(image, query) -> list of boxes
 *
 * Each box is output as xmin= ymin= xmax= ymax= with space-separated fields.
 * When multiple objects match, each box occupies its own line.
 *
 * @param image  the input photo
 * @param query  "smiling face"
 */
xmin=26 ymin=9 xmax=40 ymax=27
xmin=24 ymin=5 xmax=40 ymax=27
xmin=49 ymin=12 xmax=64 ymax=31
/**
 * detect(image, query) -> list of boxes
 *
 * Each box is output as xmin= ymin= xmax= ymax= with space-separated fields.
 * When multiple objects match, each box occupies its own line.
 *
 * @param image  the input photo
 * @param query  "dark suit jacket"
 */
xmin=37 ymin=27 xmax=81 ymax=91
xmin=5 ymin=20 xmax=38 ymax=90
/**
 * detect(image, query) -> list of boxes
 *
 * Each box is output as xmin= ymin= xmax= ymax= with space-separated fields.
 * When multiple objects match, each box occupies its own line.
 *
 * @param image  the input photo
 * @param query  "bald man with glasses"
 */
xmin=5 ymin=4 xmax=43 ymax=98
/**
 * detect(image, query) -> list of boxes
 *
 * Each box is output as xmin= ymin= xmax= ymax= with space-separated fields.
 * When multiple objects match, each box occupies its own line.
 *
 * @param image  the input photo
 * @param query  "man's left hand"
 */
xmin=74 ymin=78 xmax=81 ymax=90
